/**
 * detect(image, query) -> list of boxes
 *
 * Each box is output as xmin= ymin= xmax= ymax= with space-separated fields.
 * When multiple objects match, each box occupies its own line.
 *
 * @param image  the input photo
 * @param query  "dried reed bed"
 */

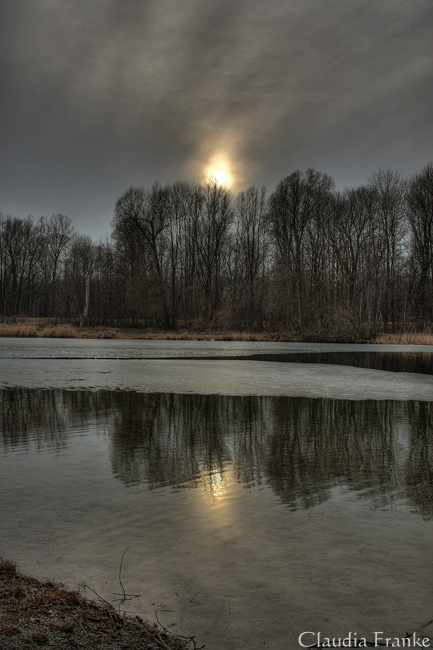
xmin=97 ymin=329 xmax=125 ymax=339
xmin=374 ymin=331 xmax=433 ymax=346
xmin=40 ymin=325 xmax=79 ymax=338
xmin=141 ymin=329 xmax=433 ymax=344
xmin=0 ymin=325 xmax=38 ymax=337
xmin=147 ymin=330 xmax=277 ymax=341
xmin=0 ymin=324 xmax=80 ymax=338
xmin=1 ymin=322 xmax=432 ymax=345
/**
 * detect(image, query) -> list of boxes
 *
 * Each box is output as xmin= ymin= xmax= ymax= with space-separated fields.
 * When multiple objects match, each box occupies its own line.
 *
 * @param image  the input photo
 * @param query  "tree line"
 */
xmin=1 ymin=162 xmax=432 ymax=337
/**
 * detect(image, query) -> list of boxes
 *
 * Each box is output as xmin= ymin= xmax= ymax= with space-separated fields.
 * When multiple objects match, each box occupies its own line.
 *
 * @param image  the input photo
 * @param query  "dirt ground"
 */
xmin=0 ymin=560 xmax=201 ymax=650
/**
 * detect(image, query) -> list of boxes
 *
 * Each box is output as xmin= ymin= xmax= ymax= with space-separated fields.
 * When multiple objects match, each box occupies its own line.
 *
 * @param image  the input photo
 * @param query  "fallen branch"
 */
xmin=112 ymin=547 xmax=141 ymax=603
xmin=155 ymin=608 xmax=205 ymax=650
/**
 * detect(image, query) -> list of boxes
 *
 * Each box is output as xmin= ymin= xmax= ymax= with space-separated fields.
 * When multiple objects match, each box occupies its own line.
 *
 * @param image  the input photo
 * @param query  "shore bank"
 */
xmin=0 ymin=559 xmax=197 ymax=650
xmin=0 ymin=322 xmax=432 ymax=346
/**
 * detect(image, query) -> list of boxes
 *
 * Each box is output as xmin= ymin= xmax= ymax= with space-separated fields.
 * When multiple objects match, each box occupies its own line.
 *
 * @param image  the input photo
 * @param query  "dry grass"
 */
xmin=0 ymin=325 xmax=38 ymax=337
xmin=160 ymin=332 xmax=194 ymax=341
xmin=40 ymin=325 xmax=79 ymax=338
xmin=228 ymin=331 xmax=258 ymax=341
xmin=155 ymin=330 xmax=274 ymax=341
xmin=97 ymin=329 xmax=125 ymax=339
xmin=1 ymin=319 xmax=433 ymax=345
xmin=0 ymin=558 xmax=191 ymax=650
xmin=0 ymin=323 xmax=81 ymax=338
xmin=155 ymin=330 xmax=293 ymax=342
xmin=374 ymin=331 xmax=433 ymax=346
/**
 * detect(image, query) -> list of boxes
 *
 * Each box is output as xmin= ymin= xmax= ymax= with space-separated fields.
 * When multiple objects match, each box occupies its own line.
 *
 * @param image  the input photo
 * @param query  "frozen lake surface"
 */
xmin=0 ymin=338 xmax=432 ymax=400
xmin=1 ymin=339 xmax=432 ymax=649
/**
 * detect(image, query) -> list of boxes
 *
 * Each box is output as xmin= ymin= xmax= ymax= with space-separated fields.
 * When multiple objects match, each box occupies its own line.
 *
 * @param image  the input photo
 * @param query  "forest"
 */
xmin=1 ymin=163 xmax=432 ymax=339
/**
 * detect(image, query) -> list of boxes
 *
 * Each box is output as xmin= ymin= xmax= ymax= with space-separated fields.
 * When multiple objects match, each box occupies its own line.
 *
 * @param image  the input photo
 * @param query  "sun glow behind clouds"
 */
xmin=212 ymin=169 xmax=227 ymax=185
xmin=205 ymin=155 xmax=232 ymax=187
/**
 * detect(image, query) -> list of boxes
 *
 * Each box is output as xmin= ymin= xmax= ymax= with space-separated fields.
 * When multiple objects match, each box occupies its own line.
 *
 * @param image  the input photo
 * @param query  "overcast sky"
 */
xmin=1 ymin=0 xmax=432 ymax=240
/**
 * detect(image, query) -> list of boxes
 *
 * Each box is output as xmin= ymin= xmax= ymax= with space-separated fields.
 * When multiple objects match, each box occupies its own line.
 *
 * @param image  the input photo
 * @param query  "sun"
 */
xmin=211 ymin=168 xmax=228 ymax=185
xmin=204 ymin=155 xmax=233 ymax=187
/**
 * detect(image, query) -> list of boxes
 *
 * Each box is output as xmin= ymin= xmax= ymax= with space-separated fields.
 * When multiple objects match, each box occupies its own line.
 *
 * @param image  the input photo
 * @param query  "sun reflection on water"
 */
xmin=201 ymin=469 xmax=227 ymax=503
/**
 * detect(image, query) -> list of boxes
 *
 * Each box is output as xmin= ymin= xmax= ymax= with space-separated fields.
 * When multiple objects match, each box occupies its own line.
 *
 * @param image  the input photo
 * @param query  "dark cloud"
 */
xmin=1 ymin=0 xmax=432 ymax=238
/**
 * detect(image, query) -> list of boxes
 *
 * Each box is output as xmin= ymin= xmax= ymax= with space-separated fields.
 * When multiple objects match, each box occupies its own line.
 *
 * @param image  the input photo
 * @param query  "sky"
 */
xmin=1 ymin=0 xmax=432 ymax=240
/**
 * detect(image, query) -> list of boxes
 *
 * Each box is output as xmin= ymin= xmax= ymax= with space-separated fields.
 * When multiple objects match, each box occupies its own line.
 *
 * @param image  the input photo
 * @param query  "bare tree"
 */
xmin=175 ymin=182 xmax=204 ymax=322
xmin=91 ymin=238 xmax=118 ymax=323
xmin=369 ymin=170 xmax=408 ymax=330
xmin=0 ymin=215 xmax=47 ymax=316
xmin=407 ymin=163 xmax=433 ymax=324
xmin=194 ymin=180 xmax=233 ymax=322
xmin=268 ymin=169 xmax=334 ymax=332
xmin=113 ymin=185 xmax=174 ymax=328
xmin=327 ymin=187 xmax=377 ymax=317
xmin=44 ymin=214 xmax=74 ymax=315
xmin=234 ymin=185 xmax=269 ymax=329
xmin=63 ymin=235 xmax=95 ymax=322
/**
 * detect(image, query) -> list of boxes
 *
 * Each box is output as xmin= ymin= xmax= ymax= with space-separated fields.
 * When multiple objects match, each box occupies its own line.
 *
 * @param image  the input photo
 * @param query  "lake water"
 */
xmin=1 ymin=339 xmax=432 ymax=649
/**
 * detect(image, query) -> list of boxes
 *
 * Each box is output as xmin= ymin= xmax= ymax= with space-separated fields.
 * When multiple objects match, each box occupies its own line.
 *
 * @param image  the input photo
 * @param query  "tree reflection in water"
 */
xmin=1 ymin=389 xmax=432 ymax=518
xmin=405 ymin=402 xmax=433 ymax=520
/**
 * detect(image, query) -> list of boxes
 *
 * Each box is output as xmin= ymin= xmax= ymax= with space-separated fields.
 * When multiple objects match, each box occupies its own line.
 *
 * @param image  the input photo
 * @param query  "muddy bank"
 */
xmin=0 ymin=560 xmax=199 ymax=650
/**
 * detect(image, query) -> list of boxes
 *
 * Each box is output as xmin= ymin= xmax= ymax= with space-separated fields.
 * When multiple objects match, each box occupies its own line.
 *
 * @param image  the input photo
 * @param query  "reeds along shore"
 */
xmin=0 ymin=322 xmax=432 ymax=345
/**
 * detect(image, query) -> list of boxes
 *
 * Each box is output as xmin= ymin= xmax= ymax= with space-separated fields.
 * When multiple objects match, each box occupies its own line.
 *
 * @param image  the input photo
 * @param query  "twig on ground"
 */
xmin=112 ymin=547 xmax=141 ymax=603
xmin=189 ymin=591 xmax=201 ymax=604
xmin=82 ymin=583 xmax=114 ymax=610
xmin=155 ymin=607 xmax=205 ymax=650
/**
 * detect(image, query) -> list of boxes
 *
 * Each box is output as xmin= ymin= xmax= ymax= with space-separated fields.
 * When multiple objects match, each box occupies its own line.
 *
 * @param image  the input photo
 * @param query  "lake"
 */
xmin=1 ymin=339 xmax=432 ymax=649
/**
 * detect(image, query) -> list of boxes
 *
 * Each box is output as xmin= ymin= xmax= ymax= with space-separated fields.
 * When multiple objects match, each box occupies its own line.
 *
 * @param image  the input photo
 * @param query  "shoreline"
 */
xmin=0 ymin=559 xmax=196 ymax=650
xmin=0 ymin=322 xmax=432 ymax=346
